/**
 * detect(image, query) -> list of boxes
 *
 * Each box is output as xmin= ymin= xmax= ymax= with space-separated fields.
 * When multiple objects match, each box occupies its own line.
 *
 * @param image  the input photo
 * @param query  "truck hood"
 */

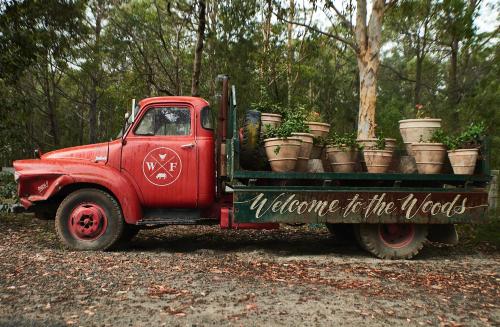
xmin=41 ymin=142 xmax=109 ymax=163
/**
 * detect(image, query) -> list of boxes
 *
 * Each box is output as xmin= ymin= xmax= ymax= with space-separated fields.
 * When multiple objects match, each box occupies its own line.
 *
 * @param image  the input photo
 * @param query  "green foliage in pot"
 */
xmin=264 ymin=113 xmax=310 ymax=139
xmin=264 ymin=112 xmax=311 ymax=155
xmin=428 ymin=129 xmax=447 ymax=143
xmin=251 ymin=100 xmax=284 ymax=116
xmin=327 ymin=132 xmax=361 ymax=151
xmin=436 ymin=122 xmax=486 ymax=150
xmin=454 ymin=122 xmax=486 ymax=149
xmin=294 ymin=104 xmax=325 ymax=123
xmin=305 ymin=111 xmax=325 ymax=123
xmin=374 ymin=132 xmax=386 ymax=150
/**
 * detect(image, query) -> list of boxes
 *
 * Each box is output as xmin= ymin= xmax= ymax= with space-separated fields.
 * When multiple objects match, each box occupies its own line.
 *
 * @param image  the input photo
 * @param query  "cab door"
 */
xmin=121 ymin=104 xmax=198 ymax=208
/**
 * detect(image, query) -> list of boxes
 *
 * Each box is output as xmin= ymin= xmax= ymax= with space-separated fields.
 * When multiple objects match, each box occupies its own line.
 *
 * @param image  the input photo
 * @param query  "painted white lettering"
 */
xmin=298 ymin=202 xmax=308 ymax=214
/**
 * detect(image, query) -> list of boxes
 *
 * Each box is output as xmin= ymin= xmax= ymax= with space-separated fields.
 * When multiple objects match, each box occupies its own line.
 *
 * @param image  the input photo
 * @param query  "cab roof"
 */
xmin=139 ymin=96 xmax=209 ymax=109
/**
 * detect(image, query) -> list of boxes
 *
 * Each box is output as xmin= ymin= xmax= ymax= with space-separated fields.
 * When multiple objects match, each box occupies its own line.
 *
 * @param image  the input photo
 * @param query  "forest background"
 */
xmin=0 ymin=0 xmax=498 ymax=168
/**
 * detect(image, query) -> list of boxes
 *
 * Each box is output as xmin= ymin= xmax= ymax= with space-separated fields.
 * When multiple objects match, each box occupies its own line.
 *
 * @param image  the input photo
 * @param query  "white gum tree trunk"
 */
xmin=355 ymin=0 xmax=385 ymax=139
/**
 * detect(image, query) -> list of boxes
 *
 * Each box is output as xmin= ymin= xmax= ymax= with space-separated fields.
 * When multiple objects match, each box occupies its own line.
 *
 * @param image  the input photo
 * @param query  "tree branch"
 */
xmin=274 ymin=11 xmax=358 ymax=52
xmin=324 ymin=0 xmax=354 ymax=32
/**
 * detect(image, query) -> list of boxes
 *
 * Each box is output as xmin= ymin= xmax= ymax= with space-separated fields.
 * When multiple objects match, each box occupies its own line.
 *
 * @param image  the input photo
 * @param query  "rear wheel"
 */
xmin=356 ymin=224 xmax=428 ymax=259
xmin=55 ymin=188 xmax=124 ymax=250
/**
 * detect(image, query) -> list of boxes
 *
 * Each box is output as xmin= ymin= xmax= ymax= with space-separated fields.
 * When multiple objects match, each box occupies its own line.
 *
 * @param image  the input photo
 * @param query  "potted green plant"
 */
xmin=399 ymin=104 xmax=442 ymax=156
xmin=287 ymin=112 xmax=314 ymax=172
xmin=325 ymin=132 xmax=361 ymax=173
xmin=363 ymin=133 xmax=393 ymax=173
xmin=305 ymin=110 xmax=330 ymax=138
xmin=411 ymin=129 xmax=447 ymax=174
xmin=263 ymin=118 xmax=304 ymax=172
xmin=445 ymin=122 xmax=485 ymax=175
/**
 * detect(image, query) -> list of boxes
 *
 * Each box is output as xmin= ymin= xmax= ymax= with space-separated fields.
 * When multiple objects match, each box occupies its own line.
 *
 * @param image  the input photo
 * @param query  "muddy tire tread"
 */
xmin=358 ymin=224 xmax=428 ymax=260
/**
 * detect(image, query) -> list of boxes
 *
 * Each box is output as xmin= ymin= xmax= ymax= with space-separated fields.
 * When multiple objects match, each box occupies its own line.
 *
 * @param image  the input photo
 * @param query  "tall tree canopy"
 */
xmin=0 ymin=0 xmax=498 ymax=167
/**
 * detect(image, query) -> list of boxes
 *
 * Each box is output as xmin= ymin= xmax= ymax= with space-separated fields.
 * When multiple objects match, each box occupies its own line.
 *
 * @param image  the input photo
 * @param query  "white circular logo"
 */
xmin=142 ymin=147 xmax=182 ymax=186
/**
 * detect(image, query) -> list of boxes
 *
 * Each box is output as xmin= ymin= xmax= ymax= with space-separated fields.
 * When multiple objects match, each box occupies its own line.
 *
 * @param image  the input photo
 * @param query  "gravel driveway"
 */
xmin=0 ymin=214 xmax=498 ymax=326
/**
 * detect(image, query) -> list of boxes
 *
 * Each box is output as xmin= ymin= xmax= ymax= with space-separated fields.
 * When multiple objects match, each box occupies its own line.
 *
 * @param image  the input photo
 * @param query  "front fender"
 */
xmin=14 ymin=159 xmax=142 ymax=223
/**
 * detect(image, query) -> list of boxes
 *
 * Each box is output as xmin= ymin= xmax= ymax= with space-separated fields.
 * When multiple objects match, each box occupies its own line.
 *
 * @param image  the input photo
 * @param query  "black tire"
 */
xmin=357 ymin=224 xmax=428 ymax=259
xmin=55 ymin=188 xmax=124 ymax=251
xmin=325 ymin=223 xmax=357 ymax=243
xmin=239 ymin=110 xmax=269 ymax=171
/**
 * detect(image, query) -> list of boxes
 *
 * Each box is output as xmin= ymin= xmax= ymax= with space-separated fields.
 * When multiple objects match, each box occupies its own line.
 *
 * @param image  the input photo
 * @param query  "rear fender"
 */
xmin=14 ymin=159 xmax=142 ymax=223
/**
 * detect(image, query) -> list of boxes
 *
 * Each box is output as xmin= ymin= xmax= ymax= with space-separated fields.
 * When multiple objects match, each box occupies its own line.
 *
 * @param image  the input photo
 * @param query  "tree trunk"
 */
xmin=260 ymin=0 xmax=272 ymax=82
xmin=88 ymin=2 xmax=103 ymax=143
xmin=357 ymin=52 xmax=379 ymax=139
xmin=45 ymin=59 xmax=59 ymax=146
xmin=354 ymin=0 xmax=384 ymax=139
xmin=89 ymin=78 xmax=98 ymax=143
xmin=449 ymin=37 xmax=460 ymax=121
xmin=191 ymin=0 xmax=206 ymax=97
xmin=415 ymin=53 xmax=423 ymax=106
xmin=286 ymin=0 xmax=295 ymax=108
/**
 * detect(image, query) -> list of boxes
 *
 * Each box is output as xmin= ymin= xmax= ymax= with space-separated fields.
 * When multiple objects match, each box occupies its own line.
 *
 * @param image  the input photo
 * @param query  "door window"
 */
xmin=135 ymin=107 xmax=191 ymax=136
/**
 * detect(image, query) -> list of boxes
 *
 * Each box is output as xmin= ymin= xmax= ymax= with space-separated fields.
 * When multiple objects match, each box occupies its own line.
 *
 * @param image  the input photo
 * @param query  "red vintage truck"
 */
xmin=13 ymin=76 xmax=491 ymax=259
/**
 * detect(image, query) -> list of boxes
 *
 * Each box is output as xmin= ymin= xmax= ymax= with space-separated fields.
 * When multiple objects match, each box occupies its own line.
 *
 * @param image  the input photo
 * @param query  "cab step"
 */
xmin=136 ymin=217 xmax=217 ymax=226
xmin=137 ymin=208 xmax=217 ymax=226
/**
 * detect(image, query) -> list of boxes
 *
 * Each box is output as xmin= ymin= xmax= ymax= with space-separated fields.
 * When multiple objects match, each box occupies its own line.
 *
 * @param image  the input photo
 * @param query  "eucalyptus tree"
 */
xmin=278 ymin=0 xmax=397 ymax=139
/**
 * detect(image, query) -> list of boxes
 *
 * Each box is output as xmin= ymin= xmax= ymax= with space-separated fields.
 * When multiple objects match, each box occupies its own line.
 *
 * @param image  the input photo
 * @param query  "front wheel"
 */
xmin=55 ymin=188 xmax=124 ymax=250
xmin=356 ymin=224 xmax=428 ymax=259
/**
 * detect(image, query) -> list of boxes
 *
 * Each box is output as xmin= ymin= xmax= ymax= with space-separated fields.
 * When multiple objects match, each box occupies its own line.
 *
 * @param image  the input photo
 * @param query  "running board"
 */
xmin=136 ymin=218 xmax=217 ymax=226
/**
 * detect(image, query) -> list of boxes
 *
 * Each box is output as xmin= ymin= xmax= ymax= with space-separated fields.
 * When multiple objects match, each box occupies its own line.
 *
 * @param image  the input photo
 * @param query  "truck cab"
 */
xmin=14 ymin=96 xmax=220 ymax=250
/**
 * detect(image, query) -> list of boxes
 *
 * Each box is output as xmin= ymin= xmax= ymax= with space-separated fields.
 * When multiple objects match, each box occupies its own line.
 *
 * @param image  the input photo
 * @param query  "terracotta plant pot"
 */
xmin=292 ymin=133 xmax=314 ymax=172
xmin=385 ymin=138 xmax=397 ymax=151
xmin=399 ymin=118 xmax=442 ymax=156
xmin=411 ymin=143 xmax=447 ymax=174
xmin=448 ymin=149 xmax=479 ymax=175
xmin=356 ymin=138 xmax=377 ymax=171
xmin=306 ymin=122 xmax=330 ymax=138
xmin=356 ymin=138 xmax=378 ymax=150
xmin=363 ymin=150 xmax=393 ymax=173
xmin=325 ymin=146 xmax=358 ymax=173
xmin=263 ymin=137 xmax=302 ymax=172
xmin=260 ymin=113 xmax=282 ymax=134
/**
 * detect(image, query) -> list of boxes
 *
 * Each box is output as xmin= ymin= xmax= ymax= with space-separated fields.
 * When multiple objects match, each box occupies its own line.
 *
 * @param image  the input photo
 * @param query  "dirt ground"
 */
xmin=0 ymin=214 xmax=498 ymax=327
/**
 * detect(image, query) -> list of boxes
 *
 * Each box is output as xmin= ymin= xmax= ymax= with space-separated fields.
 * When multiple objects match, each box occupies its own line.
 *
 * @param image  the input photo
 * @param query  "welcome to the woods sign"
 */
xmin=233 ymin=191 xmax=489 ymax=224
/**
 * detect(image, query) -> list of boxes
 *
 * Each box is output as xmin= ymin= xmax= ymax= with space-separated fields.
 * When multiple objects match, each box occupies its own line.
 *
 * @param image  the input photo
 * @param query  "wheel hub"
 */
xmin=378 ymin=224 xmax=415 ymax=249
xmin=69 ymin=203 xmax=108 ymax=240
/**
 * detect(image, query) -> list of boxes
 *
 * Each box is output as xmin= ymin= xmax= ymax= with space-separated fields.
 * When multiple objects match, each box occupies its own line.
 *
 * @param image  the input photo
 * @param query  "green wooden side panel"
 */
xmin=233 ymin=188 xmax=489 ymax=224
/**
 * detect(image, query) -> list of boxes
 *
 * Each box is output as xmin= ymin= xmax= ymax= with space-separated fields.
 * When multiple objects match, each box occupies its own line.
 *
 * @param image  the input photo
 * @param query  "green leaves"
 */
xmin=375 ymin=132 xmax=386 ymax=151
xmin=327 ymin=132 xmax=359 ymax=150
xmin=431 ymin=122 xmax=486 ymax=150
xmin=263 ymin=111 xmax=310 ymax=139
